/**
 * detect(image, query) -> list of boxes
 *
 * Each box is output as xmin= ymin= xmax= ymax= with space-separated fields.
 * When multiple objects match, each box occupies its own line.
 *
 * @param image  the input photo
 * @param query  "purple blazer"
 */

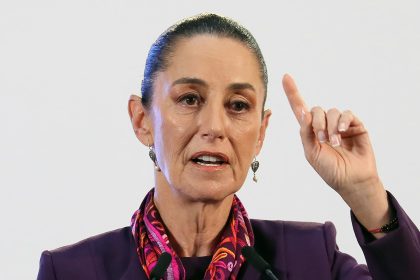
xmin=37 ymin=193 xmax=420 ymax=279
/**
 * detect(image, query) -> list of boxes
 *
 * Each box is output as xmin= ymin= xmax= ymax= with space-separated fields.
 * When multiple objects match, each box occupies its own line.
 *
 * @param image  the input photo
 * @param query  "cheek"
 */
xmin=154 ymin=112 xmax=195 ymax=170
xmin=230 ymin=121 xmax=260 ymax=165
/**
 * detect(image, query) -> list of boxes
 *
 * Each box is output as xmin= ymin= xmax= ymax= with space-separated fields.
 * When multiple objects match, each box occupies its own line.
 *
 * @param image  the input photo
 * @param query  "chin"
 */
xmin=180 ymin=180 xmax=239 ymax=203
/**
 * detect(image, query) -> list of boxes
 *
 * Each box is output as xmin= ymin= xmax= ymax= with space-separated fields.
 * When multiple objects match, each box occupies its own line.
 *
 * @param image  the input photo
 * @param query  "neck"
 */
xmin=153 ymin=181 xmax=233 ymax=257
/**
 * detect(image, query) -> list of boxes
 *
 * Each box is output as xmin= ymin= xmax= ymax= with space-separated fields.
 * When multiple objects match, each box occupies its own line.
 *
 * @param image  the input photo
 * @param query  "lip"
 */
xmin=190 ymin=151 xmax=230 ymax=163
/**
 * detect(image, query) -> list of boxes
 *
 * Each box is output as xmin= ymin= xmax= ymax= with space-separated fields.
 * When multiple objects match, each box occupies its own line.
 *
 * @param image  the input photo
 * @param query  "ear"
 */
xmin=128 ymin=94 xmax=153 ymax=146
xmin=255 ymin=109 xmax=272 ymax=155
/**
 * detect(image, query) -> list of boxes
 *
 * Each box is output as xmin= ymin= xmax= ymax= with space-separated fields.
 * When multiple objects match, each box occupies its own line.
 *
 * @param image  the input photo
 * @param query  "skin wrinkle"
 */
xmin=151 ymin=37 xmax=265 ymax=200
xmin=131 ymin=35 xmax=271 ymax=256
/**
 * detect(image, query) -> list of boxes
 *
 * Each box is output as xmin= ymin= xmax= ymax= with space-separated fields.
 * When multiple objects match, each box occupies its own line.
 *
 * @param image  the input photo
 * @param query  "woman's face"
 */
xmin=148 ymin=35 xmax=270 ymax=202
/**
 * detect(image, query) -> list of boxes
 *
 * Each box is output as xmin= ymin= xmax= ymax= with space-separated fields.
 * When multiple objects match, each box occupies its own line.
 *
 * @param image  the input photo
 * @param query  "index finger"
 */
xmin=282 ymin=74 xmax=309 ymax=125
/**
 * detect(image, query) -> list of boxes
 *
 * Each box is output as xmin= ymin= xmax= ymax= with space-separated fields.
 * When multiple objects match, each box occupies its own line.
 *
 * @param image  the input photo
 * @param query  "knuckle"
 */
xmin=341 ymin=109 xmax=353 ymax=119
xmin=310 ymin=107 xmax=326 ymax=129
xmin=311 ymin=106 xmax=324 ymax=113
xmin=327 ymin=107 xmax=340 ymax=115
xmin=311 ymin=117 xmax=326 ymax=130
xmin=342 ymin=109 xmax=352 ymax=115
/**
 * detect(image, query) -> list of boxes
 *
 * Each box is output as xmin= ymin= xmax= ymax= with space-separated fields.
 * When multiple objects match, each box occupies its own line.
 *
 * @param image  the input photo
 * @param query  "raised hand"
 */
xmin=282 ymin=74 xmax=391 ymax=237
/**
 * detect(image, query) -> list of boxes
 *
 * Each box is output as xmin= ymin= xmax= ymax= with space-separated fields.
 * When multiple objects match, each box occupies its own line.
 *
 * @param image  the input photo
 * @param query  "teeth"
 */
xmin=197 ymin=161 xmax=221 ymax=166
xmin=197 ymin=155 xmax=224 ymax=162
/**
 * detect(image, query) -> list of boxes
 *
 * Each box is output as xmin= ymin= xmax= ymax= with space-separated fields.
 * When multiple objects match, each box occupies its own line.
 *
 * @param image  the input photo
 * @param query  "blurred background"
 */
xmin=1 ymin=0 xmax=419 ymax=278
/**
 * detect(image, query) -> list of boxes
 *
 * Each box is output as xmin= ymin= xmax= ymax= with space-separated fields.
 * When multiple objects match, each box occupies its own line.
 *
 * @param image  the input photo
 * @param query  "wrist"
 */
xmin=368 ymin=216 xmax=398 ymax=233
xmin=343 ymin=180 xmax=392 ymax=234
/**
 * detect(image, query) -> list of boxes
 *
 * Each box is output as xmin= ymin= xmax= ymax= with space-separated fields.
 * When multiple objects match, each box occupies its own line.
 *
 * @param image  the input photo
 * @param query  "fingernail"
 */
xmin=330 ymin=134 xmax=340 ymax=147
xmin=317 ymin=131 xmax=327 ymax=143
xmin=338 ymin=122 xmax=346 ymax=132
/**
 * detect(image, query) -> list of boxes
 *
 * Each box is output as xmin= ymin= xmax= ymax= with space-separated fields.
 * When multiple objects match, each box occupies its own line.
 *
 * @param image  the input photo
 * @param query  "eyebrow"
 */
xmin=172 ymin=77 xmax=208 ymax=87
xmin=171 ymin=77 xmax=256 ymax=92
xmin=227 ymin=83 xmax=256 ymax=93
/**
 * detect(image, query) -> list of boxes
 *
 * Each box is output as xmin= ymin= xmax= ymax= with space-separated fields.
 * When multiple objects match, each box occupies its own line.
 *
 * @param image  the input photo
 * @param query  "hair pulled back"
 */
xmin=141 ymin=13 xmax=268 ymax=109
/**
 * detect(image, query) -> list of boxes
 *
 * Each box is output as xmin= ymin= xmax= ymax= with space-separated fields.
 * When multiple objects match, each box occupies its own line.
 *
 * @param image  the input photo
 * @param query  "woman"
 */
xmin=37 ymin=13 xmax=420 ymax=279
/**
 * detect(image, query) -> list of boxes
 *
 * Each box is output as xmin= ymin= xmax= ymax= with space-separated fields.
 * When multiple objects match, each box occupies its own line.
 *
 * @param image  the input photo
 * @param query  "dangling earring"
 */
xmin=148 ymin=144 xmax=161 ymax=171
xmin=251 ymin=157 xmax=259 ymax=182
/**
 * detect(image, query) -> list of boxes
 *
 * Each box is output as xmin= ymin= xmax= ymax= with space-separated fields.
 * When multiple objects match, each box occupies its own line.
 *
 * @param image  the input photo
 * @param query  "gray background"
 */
xmin=1 ymin=0 xmax=419 ymax=278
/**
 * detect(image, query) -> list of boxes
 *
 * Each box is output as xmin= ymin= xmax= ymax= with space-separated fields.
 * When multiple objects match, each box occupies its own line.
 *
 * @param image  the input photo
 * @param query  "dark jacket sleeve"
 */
xmin=37 ymin=251 xmax=57 ymax=280
xmin=323 ymin=222 xmax=373 ymax=279
xmin=350 ymin=191 xmax=420 ymax=279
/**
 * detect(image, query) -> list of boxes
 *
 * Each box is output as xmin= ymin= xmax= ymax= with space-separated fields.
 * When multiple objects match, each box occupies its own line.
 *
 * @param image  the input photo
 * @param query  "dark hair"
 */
xmin=141 ymin=13 xmax=268 ymax=111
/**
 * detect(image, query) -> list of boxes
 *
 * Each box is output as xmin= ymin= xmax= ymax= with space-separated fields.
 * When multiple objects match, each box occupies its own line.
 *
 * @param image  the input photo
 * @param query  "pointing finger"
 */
xmin=282 ymin=74 xmax=319 ymax=161
xmin=282 ymin=74 xmax=309 ymax=126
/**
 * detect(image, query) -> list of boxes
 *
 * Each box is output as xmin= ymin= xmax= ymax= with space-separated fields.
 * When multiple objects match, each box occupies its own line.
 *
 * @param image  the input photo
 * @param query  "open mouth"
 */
xmin=191 ymin=154 xmax=228 ymax=167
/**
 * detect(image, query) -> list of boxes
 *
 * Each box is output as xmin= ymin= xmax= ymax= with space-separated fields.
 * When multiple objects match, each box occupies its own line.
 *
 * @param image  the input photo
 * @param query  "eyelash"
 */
xmin=178 ymin=93 xmax=201 ymax=106
xmin=229 ymin=100 xmax=250 ymax=112
xmin=177 ymin=93 xmax=251 ymax=113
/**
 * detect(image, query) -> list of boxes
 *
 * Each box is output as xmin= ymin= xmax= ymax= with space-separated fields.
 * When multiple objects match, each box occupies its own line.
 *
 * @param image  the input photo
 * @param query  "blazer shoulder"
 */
xmin=250 ymin=219 xmax=337 ymax=264
xmin=48 ymin=226 xmax=132 ymax=255
xmin=38 ymin=226 xmax=135 ymax=280
xmin=250 ymin=218 xmax=335 ymax=237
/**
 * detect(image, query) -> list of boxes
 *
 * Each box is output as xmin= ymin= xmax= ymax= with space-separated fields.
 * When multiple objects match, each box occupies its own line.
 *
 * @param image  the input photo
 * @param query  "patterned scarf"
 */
xmin=130 ymin=188 xmax=254 ymax=280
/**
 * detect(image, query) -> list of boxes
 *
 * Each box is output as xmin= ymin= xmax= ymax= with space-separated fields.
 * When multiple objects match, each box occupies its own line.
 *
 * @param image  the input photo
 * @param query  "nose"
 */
xmin=197 ymin=101 xmax=226 ymax=142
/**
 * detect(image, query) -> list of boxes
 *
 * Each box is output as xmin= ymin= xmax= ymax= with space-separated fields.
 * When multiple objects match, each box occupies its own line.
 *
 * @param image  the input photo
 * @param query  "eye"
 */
xmin=230 ymin=100 xmax=250 ymax=112
xmin=178 ymin=93 xmax=201 ymax=106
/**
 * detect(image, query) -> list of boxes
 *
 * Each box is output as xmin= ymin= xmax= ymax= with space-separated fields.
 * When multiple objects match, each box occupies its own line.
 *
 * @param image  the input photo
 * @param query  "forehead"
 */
xmin=160 ymin=35 xmax=263 ymax=92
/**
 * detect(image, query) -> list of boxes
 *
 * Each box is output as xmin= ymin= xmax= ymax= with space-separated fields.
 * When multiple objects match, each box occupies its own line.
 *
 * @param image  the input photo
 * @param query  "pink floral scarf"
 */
xmin=130 ymin=188 xmax=254 ymax=279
